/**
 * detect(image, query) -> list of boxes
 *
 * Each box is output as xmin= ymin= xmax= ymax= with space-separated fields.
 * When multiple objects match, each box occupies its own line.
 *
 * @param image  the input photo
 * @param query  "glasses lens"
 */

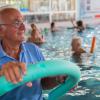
xmin=14 ymin=20 xmax=24 ymax=28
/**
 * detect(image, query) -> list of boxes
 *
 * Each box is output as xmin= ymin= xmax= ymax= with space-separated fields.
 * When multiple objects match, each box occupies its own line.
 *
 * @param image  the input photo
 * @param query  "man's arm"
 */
xmin=41 ymin=76 xmax=66 ymax=90
xmin=1 ymin=62 xmax=26 ymax=84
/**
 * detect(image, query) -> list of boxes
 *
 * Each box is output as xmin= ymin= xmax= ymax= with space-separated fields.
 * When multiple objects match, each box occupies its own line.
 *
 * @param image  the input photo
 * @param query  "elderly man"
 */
xmin=0 ymin=8 xmax=65 ymax=100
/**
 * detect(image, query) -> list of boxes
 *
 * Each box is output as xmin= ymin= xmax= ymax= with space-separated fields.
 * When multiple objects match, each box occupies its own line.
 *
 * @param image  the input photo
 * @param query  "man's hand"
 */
xmin=1 ymin=62 xmax=26 ymax=84
xmin=1 ymin=62 xmax=33 ymax=87
xmin=26 ymin=82 xmax=33 ymax=87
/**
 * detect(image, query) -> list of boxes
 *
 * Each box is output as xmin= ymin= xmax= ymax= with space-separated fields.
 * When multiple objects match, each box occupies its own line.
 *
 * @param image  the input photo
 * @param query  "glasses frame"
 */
xmin=0 ymin=20 xmax=25 ymax=28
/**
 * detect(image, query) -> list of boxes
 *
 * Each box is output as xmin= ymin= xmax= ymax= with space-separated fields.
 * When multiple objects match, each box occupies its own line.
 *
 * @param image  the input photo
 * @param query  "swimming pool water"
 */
xmin=39 ymin=27 xmax=100 ymax=100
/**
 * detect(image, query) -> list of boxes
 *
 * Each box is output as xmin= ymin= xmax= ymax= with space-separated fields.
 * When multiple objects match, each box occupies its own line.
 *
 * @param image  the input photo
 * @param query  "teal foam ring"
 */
xmin=0 ymin=60 xmax=81 ymax=100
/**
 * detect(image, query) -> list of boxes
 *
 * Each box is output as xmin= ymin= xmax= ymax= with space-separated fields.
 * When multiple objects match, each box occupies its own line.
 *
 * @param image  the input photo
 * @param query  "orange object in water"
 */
xmin=95 ymin=14 xmax=100 ymax=19
xmin=90 ymin=36 xmax=96 ymax=53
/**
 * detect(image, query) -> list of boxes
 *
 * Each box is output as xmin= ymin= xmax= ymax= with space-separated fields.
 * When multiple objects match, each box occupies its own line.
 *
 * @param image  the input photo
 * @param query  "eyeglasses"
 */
xmin=0 ymin=20 xmax=25 ymax=28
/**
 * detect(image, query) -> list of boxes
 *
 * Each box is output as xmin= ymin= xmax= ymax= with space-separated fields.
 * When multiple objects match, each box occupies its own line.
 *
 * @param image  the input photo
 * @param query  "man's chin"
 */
xmin=18 ymin=37 xmax=25 ymax=43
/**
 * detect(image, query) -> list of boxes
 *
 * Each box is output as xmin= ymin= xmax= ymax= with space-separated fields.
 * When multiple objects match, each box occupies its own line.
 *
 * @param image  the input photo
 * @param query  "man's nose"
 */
xmin=19 ymin=23 xmax=26 ymax=31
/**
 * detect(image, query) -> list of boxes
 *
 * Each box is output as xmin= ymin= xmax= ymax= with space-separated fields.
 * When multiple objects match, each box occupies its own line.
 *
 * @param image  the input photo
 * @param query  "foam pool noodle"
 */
xmin=0 ymin=60 xmax=81 ymax=100
xmin=90 ymin=36 xmax=96 ymax=53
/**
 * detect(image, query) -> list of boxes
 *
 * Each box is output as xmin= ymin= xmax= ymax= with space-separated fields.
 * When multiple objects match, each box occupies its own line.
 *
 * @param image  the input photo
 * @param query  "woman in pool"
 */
xmin=28 ymin=23 xmax=45 ymax=44
xmin=70 ymin=19 xmax=85 ymax=33
xmin=71 ymin=37 xmax=86 ymax=55
xmin=71 ymin=37 xmax=86 ymax=64
xmin=71 ymin=36 xmax=96 ymax=67
xmin=69 ymin=19 xmax=94 ymax=33
xmin=51 ymin=22 xmax=58 ymax=32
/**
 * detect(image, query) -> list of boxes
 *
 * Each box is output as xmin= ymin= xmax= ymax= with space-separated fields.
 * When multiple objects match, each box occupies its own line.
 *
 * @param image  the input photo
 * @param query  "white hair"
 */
xmin=71 ymin=36 xmax=83 ymax=46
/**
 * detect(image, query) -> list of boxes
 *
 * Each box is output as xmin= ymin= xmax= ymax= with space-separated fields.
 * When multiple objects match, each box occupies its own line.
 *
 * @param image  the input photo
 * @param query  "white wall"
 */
xmin=79 ymin=0 xmax=100 ymax=24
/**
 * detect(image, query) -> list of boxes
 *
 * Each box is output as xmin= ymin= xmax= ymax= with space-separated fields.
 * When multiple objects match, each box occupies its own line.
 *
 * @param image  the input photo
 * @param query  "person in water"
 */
xmin=75 ymin=20 xmax=85 ymax=32
xmin=69 ymin=19 xmax=94 ymax=33
xmin=70 ymin=19 xmax=85 ymax=33
xmin=71 ymin=36 xmax=96 ymax=68
xmin=51 ymin=22 xmax=59 ymax=32
xmin=28 ymin=23 xmax=45 ymax=45
xmin=71 ymin=37 xmax=86 ymax=64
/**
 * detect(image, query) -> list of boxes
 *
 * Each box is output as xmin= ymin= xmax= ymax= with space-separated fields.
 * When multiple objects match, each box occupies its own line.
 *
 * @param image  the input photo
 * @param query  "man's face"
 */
xmin=2 ymin=11 xmax=26 ymax=43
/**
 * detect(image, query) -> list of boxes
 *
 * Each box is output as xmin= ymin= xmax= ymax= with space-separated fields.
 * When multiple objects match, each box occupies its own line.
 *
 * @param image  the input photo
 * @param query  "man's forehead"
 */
xmin=1 ymin=9 xmax=24 ymax=22
xmin=8 ymin=12 xmax=24 ymax=21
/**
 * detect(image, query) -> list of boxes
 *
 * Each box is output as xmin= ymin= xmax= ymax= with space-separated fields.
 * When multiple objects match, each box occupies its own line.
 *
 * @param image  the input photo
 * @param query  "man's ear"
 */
xmin=0 ymin=25 xmax=6 ymax=31
xmin=0 ymin=25 xmax=6 ymax=38
xmin=0 ymin=25 xmax=2 ymax=31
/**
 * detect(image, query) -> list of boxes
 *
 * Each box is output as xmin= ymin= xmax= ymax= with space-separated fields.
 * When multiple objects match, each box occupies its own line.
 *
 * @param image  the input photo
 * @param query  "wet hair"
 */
xmin=30 ymin=23 xmax=40 ymax=36
xmin=76 ymin=20 xmax=83 ymax=27
xmin=31 ymin=23 xmax=37 ymax=32
xmin=76 ymin=20 xmax=84 ymax=32
xmin=31 ymin=23 xmax=36 ymax=28
xmin=51 ymin=22 xmax=55 ymax=28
